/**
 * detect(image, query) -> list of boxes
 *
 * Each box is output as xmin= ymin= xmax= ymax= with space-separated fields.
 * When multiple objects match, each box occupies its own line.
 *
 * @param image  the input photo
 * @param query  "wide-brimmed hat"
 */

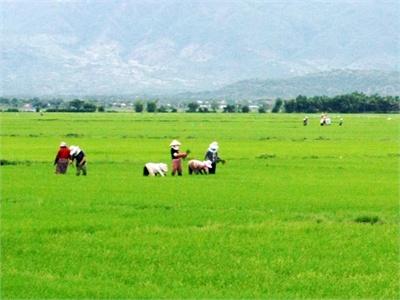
xmin=169 ymin=140 xmax=181 ymax=147
xmin=209 ymin=141 xmax=218 ymax=152
xmin=159 ymin=163 xmax=168 ymax=173
xmin=204 ymin=160 xmax=212 ymax=169
xmin=69 ymin=145 xmax=81 ymax=156
xmin=60 ymin=141 xmax=67 ymax=147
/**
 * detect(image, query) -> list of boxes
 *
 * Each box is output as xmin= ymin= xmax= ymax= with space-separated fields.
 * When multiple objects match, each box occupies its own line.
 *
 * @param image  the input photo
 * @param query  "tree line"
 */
xmin=281 ymin=93 xmax=399 ymax=113
xmin=0 ymin=97 xmax=98 ymax=112
xmin=1 ymin=92 xmax=398 ymax=113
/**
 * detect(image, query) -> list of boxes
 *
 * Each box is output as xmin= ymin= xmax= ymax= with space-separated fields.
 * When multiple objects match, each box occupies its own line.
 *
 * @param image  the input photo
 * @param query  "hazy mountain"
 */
xmin=172 ymin=69 xmax=400 ymax=101
xmin=1 ymin=0 xmax=399 ymax=96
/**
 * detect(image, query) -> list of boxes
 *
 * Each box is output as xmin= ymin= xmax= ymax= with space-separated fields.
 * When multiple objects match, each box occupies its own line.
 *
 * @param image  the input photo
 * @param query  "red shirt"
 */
xmin=56 ymin=147 xmax=70 ymax=159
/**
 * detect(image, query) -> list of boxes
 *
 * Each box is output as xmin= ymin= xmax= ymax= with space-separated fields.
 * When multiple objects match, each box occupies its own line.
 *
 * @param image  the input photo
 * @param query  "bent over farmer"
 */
xmin=69 ymin=145 xmax=87 ymax=176
xmin=54 ymin=142 xmax=70 ymax=174
xmin=170 ymin=140 xmax=188 ymax=176
xmin=204 ymin=141 xmax=224 ymax=174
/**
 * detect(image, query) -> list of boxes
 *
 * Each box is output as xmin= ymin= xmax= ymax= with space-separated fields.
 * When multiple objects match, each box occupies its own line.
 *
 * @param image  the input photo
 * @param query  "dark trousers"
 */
xmin=76 ymin=163 xmax=87 ymax=176
xmin=208 ymin=162 xmax=217 ymax=174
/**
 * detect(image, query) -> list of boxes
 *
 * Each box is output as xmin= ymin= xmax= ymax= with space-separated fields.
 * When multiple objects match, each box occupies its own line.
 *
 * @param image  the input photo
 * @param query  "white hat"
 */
xmin=209 ymin=141 xmax=218 ymax=152
xmin=159 ymin=163 xmax=168 ymax=173
xmin=69 ymin=145 xmax=81 ymax=156
xmin=60 ymin=141 xmax=67 ymax=147
xmin=169 ymin=140 xmax=181 ymax=147
xmin=204 ymin=160 xmax=212 ymax=169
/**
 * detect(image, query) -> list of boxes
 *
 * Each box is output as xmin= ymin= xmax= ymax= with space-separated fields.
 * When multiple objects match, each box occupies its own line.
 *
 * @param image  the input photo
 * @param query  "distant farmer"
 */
xmin=170 ymin=140 xmax=189 ymax=176
xmin=143 ymin=162 xmax=168 ymax=177
xmin=339 ymin=118 xmax=343 ymax=126
xmin=54 ymin=142 xmax=70 ymax=174
xmin=320 ymin=114 xmax=326 ymax=126
xmin=325 ymin=116 xmax=331 ymax=125
xmin=69 ymin=145 xmax=87 ymax=176
xmin=303 ymin=116 xmax=309 ymax=126
xmin=188 ymin=159 xmax=212 ymax=175
xmin=204 ymin=141 xmax=225 ymax=174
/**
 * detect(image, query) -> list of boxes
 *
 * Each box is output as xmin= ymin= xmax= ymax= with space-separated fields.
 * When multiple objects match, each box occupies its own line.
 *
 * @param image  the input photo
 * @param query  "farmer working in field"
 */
xmin=170 ymin=140 xmax=189 ymax=176
xmin=204 ymin=141 xmax=225 ymax=174
xmin=54 ymin=142 xmax=70 ymax=174
xmin=69 ymin=145 xmax=87 ymax=176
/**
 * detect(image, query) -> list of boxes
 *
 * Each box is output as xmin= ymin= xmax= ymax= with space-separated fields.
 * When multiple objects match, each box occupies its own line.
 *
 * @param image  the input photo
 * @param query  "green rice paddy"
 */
xmin=1 ymin=112 xmax=399 ymax=299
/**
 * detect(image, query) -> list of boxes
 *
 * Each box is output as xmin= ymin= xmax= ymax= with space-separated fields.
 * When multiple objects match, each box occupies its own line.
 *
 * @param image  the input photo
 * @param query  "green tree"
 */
xmin=146 ymin=101 xmax=158 ymax=112
xmin=241 ymin=105 xmax=250 ymax=113
xmin=0 ymin=97 xmax=10 ymax=105
xmin=83 ymin=103 xmax=96 ymax=112
xmin=198 ymin=107 xmax=209 ymax=113
xmin=187 ymin=102 xmax=199 ymax=112
xmin=223 ymin=104 xmax=236 ymax=113
xmin=258 ymin=106 xmax=267 ymax=113
xmin=272 ymin=98 xmax=283 ymax=113
xmin=10 ymin=98 xmax=19 ymax=108
xmin=284 ymin=100 xmax=296 ymax=113
xmin=134 ymin=100 xmax=144 ymax=112
xmin=68 ymin=99 xmax=85 ymax=111
xmin=30 ymin=97 xmax=45 ymax=110
xmin=49 ymin=98 xmax=63 ymax=110
xmin=157 ymin=105 xmax=168 ymax=113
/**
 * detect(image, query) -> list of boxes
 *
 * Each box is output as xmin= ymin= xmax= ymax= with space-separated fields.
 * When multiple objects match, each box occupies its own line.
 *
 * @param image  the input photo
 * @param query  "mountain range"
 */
xmin=1 ymin=0 xmax=399 ymax=96
xmin=172 ymin=69 xmax=400 ymax=101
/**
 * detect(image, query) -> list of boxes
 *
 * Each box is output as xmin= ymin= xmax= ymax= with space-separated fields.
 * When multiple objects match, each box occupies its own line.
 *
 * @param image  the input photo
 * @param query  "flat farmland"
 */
xmin=1 ymin=113 xmax=399 ymax=299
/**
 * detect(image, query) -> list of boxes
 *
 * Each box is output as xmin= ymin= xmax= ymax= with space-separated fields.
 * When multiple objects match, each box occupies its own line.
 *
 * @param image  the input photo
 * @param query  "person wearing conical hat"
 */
xmin=170 ymin=140 xmax=188 ymax=176
xmin=54 ymin=141 xmax=70 ymax=174
xmin=69 ymin=145 xmax=87 ymax=176
xmin=204 ymin=141 xmax=224 ymax=174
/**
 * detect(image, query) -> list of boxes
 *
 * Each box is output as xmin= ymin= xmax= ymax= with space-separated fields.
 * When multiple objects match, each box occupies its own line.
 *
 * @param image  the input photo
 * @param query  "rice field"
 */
xmin=1 ymin=112 xmax=399 ymax=299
